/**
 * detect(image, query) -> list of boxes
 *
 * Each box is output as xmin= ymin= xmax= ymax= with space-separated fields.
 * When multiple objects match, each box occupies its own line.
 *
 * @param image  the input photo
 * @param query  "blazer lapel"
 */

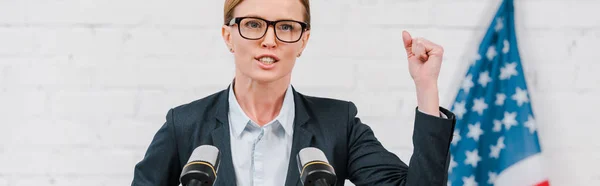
xmin=207 ymin=86 xmax=315 ymax=186
xmin=284 ymin=88 xmax=315 ymax=186
xmin=211 ymin=88 xmax=237 ymax=186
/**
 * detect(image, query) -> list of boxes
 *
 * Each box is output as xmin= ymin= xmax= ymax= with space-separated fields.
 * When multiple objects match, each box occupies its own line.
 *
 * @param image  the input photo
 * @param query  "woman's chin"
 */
xmin=247 ymin=71 xmax=286 ymax=83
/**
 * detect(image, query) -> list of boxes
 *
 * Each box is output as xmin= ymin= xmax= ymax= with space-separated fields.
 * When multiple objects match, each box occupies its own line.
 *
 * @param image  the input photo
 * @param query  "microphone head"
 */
xmin=180 ymin=145 xmax=221 ymax=186
xmin=187 ymin=145 xmax=220 ymax=167
xmin=298 ymin=147 xmax=330 ymax=166
xmin=297 ymin=147 xmax=336 ymax=186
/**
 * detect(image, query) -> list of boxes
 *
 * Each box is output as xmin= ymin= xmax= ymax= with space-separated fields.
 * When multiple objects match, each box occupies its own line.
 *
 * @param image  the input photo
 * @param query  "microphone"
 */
xmin=180 ymin=145 xmax=221 ymax=186
xmin=297 ymin=147 xmax=337 ymax=186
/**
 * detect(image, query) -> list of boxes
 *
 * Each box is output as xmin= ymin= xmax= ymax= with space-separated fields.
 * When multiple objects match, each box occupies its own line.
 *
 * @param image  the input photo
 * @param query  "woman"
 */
xmin=132 ymin=0 xmax=456 ymax=185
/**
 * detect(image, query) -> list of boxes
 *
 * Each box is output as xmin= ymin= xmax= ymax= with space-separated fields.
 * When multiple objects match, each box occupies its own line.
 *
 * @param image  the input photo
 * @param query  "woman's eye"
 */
xmin=245 ymin=21 xmax=261 ymax=28
xmin=280 ymin=24 xmax=293 ymax=31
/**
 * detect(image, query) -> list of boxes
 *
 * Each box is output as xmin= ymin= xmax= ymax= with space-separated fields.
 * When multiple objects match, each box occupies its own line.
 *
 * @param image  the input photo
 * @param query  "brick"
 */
xmin=533 ymin=92 xmax=600 ymax=150
xmin=518 ymin=1 xmax=600 ymax=29
xmin=529 ymin=62 xmax=578 ymax=92
xmin=9 ymin=175 xmax=131 ymax=186
xmin=541 ymin=149 xmax=600 ymax=186
xmin=0 ymin=28 xmax=36 ymax=56
xmin=50 ymin=90 xmax=137 ymax=119
xmin=344 ymin=27 xmax=405 ymax=59
xmin=0 ymin=118 xmax=97 ymax=147
xmin=0 ymin=175 xmax=7 ymax=186
xmin=290 ymin=58 xmax=355 ymax=89
xmin=309 ymin=0 xmax=348 ymax=26
xmin=33 ymin=27 xmax=123 ymax=57
xmin=517 ymin=29 xmax=576 ymax=65
xmin=137 ymin=89 xmax=224 ymax=118
xmin=90 ymin=60 xmax=234 ymax=89
xmin=355 ymin=60 xmax=414 ymax=91
xmin=24 ymin=0 xmax=149 ymax=24
xmin=431 ymin=0 xmax=502 ymax=28
xmin=0 ymin=0 xmax=25 ymax=23
xmin=150 ymin=0 xmax=222 ymax=26
xmin=13 ymin=0 xmax=217 ymax=26
xmin=299 ymin=27 xmax=351 ymax=58
xmin=570 ymin=30 xmax=600 ymax=65
xmin=101 ymin=118 xmax=166 ymax=148
xmin=346 ymin=0 xmax=433 ymax=26
xmin=0 ymin=91 xmax=47 ymax=118
xmin=3 ymin=63 xmax=93 ymax=88
xmin=575 ymin=63 xmax=600 ymax=92
xmin=120 ymin=28 xmax=226 ymax=58
xmin=0 ymin=147 xmax=141 ymax=175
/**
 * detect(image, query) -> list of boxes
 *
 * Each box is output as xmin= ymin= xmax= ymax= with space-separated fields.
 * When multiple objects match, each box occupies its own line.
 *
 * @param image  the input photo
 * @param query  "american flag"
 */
xmin=448 ymin=0 xmax=549 ymax=185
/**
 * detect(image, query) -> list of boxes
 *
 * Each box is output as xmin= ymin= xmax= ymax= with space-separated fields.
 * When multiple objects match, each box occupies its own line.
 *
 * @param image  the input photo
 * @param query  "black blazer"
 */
xmin=132 ymin=86 xmax=456 ymax=186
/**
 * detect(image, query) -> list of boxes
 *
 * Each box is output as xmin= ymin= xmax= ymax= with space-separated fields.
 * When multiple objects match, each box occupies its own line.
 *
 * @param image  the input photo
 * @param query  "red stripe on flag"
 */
xmin=535 ymin=180 xmax=550 ymax=186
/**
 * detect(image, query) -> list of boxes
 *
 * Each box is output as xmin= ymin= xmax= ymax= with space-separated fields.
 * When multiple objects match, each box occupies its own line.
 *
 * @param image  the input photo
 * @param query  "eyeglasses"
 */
xmin=227 ymin=17 xmax=310 ymax=43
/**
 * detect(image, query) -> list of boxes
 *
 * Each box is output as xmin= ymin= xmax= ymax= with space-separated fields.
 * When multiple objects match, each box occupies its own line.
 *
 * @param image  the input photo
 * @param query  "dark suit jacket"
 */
xmin=132 ymin=86 xmax=456 ymax=186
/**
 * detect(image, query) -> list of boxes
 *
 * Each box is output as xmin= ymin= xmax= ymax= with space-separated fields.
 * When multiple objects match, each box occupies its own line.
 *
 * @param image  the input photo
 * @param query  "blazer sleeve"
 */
xmin=132 ymin=109 xmax=182 ymax=186
xmin=346 ymin=102 xmax=456 ymax=186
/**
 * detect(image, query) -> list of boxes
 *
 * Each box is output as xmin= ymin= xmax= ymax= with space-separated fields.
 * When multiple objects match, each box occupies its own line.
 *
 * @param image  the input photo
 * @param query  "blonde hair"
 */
xmin=224 ymin=0 xmax=311 ymax=26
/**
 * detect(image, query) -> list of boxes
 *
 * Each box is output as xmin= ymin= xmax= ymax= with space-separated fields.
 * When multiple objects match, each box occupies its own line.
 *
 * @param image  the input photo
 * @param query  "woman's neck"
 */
xmin=232 ymin=73 xmax=291 ymax=126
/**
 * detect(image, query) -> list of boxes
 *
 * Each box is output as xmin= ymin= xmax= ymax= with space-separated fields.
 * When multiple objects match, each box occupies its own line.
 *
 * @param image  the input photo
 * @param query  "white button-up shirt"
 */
xmin=227 ymin=84 xmax=295 ymax=186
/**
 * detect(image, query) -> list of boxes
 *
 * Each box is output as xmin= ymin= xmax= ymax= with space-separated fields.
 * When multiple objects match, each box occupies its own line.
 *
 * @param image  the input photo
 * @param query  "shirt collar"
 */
xmin=228 ymin=83 xmax=295 ymax=137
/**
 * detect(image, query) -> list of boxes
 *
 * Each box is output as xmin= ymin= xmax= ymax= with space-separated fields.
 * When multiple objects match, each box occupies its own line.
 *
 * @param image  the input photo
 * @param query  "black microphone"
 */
xmin=297 ymin=147 xmax=337 ymax=186
xmin=180 ymin=145 xmax=221 ymax=186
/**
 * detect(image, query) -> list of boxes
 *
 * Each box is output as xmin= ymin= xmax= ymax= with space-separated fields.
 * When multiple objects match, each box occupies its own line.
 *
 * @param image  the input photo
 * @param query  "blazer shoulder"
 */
xmin=300 ymin=93 xmax=352 ymax=110
xmin=168 ymin=89 xmax=227 ymax=125
xmin=297 ymin=92 xmax=356 ymax=121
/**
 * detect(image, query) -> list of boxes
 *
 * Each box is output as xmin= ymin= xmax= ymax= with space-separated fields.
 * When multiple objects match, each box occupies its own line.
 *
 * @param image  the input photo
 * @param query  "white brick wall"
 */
xmin=1 ymin=0 xmax=599 ymax=185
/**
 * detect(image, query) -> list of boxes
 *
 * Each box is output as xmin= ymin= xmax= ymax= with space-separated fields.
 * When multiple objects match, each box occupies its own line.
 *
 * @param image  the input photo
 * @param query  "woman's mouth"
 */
xmin=257 ymin=56 xmax=277 ymax=65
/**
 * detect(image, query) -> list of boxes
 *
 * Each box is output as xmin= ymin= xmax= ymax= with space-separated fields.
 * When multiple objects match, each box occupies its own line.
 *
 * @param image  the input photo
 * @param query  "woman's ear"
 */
xmin=299 ymin=30 xmax=310 ymax=56
xmin=222 ymin=25 xmax=234 ymax=52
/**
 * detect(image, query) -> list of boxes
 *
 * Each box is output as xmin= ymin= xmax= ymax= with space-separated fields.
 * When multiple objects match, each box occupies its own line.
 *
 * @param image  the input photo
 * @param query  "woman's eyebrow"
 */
xmin=241 ymin=14 xmax=264 ymax=19
xmin=241 ymin=14 xmax=297 ymax=21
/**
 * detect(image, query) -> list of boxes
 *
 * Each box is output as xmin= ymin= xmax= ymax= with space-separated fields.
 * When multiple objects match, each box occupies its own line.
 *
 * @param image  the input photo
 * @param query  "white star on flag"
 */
xmin=467 ymin=122 xmax=484 ymax=141
xmin=525 ymin=115 xmax=537 ymax=133
xmin=462 ymin=74 xmax=475 ymax=93
xmin=502 ymin=112 xmax=518 ymax=130
xmin=478 ymin=71 xmax=492 ymax=87
xmin=493 ymin=120 xmax=503 ymax=132
xmin=452 ymin=130 xmax=461 ymax=146
xmin=502 ymin=39 xmax=510 ymax=54
xmin=472 ymin=98 xmax=489 ymax=115
xmin=464 ymin=149 xmax=481 ymax=168
xmin=470 ymin=53 xmax=482 ymax=66
xmin=512 ymin=87 xmax=529 ymax=106
xmin=489 ymin=136 xmax=505 ymax=159
xmin=463 ymin=175 xmax=478 ymax=186
xmin=486 ymin=45 xmax=497 ymax=61
xmin=449 ymin=155 xmax=458 ymax=173
xmin=453 ymin=101 xmax=467 ymax=119
xmin=495 ymin=93 xmax=506 ymax=106
xmin=495 ymin=17 xmax=504 ymax=32
xmin=488 ymin=172 xmax=498 ymax=184
xmin=499 ymin=62 xmax=518 ymax=80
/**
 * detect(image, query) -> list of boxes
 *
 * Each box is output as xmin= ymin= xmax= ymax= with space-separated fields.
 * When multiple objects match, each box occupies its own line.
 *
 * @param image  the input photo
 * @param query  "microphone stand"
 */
xmin=314 ymin=178 xmax=330 ymax=186
xmin=186 ymin=179 xmax=205 ymax=186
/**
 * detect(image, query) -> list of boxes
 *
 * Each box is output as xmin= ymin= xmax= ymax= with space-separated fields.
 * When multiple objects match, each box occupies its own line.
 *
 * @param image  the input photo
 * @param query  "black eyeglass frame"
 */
xmin=226 ymin=16 xmax=310 ymax=43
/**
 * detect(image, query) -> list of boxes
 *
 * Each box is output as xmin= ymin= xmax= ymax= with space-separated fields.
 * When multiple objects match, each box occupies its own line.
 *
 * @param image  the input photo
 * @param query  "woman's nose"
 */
xmin=261 ymin=26 xmax=277 ymax=49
